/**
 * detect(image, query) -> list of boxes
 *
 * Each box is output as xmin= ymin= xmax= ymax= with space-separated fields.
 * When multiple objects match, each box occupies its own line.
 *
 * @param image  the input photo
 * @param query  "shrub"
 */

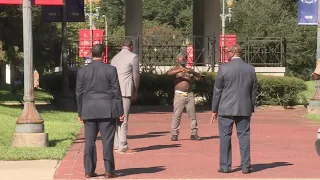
xmin=39 ymin=70 xmax=77 ymax=100
xmin=256 ymin=75 xmax=307 ymax=107
xmin=40 ymin=71 xmax=307 ymax=107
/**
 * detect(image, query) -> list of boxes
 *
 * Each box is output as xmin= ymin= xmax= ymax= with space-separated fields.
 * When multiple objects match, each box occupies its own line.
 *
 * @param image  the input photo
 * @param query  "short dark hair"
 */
xmin=228 ymin=44 xmax=242 ymax=56
xmin=122 ymin=38 xmax=133 ymax=47
xmin=92 ymin=44 xmax=105 ymax=58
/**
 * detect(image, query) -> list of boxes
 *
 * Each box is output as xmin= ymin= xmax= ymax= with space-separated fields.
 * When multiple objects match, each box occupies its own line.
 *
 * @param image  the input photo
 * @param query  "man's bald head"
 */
xmin=226 ymin=44 xmax=242 ymax=61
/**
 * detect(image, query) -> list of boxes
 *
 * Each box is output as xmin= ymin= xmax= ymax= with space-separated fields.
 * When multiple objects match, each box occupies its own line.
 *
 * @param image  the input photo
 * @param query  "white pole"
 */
xmin=221 ymin=0 xmax=226 ymax=64
xmin=89 ymin=0 xmax=93 ymax=54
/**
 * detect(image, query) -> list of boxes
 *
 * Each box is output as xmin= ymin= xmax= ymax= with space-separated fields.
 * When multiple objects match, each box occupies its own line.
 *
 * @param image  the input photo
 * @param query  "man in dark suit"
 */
xmin=76 ymin=44 xmax=124 ymax=179
xmin=211 ymin=44 xmax=257 ymax=174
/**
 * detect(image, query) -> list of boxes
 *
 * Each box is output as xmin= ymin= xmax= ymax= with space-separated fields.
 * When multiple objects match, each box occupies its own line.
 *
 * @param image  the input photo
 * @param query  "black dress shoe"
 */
xmin=315 ymin=139 xmax=320 ymax=156
xmin=218 ymin=168 xmax=231 ymax=173
xmin=85 ymin=173 xmax=97 ymax=178
xmin=171 ymin=135 xmax=178 ymax=141
xmin=190 ymin=135 xmax=201 ymax=140
xmin=242 ymin=167 xmax=252 ymax=174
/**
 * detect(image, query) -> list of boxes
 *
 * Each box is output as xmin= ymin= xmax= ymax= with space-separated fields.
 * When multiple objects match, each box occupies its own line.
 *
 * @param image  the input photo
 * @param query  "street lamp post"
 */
xmin=220 ymin=0 xmax=234 ymax=64
xmin=89 ymin=0 xmax=93 ymax=48
xmin=102 ymin=15 xmax=108 ymax=46
xmin=309 ymin=0 xmax=320 ymax=113
xmin=85 ymin=0 xmax=100 ymax=56
xmin=12 ymin=0 xmax=48 ymax=147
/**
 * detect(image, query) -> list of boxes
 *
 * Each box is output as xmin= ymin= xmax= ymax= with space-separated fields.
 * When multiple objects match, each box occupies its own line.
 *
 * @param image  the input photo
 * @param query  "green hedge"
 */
xmin=40 ymin=72 xmax=307 ymax=107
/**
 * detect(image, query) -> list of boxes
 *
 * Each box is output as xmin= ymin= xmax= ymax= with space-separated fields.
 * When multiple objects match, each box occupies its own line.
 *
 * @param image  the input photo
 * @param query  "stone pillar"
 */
xmin=125 ymin=0 xmax=143 ymax=62
xmin=193 ymin=0 xmax=220 ymax=66
xmin=204 ymin=0 xmax=220 ymax=65
xmin=193 ymin=0 xmax=204 ymax=65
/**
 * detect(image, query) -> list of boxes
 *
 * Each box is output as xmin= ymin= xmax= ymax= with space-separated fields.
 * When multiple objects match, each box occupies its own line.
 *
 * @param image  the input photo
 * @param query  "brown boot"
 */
xmin=104 ymin=172 xmax=118 ymax=179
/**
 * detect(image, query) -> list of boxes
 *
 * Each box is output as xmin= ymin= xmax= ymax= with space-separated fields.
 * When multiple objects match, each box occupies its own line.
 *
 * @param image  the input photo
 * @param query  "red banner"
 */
xmin=34 ymin=0 xmax=63 ymax=5
xmin=0 ymin=0 xmax=21 ymax=4
xmin=79 ymin=29 xmax=104 ymax=58
xmin=103 ymin=46 xmax=108 ymax=64
xmin=186 ymin=45 xmax=193 ymax=67
xmin=220 ymin=34 xmax=237 ymax=63
xmin=0 ymin=0 xmax=63 ymax=5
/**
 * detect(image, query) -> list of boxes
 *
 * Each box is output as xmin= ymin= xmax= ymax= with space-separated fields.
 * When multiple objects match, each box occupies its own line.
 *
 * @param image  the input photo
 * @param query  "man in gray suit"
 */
xmin=76 ymin=44 xmax=124 ymax=179
xmin=111 ymin=39 xmax=140 ymax=154
xmin=211 ymin=44 xmax=257 ymax=174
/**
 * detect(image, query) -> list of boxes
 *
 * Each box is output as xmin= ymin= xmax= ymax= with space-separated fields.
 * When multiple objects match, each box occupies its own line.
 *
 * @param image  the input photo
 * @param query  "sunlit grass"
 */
xmin=0 ymin=105 xmax=81 ymax=160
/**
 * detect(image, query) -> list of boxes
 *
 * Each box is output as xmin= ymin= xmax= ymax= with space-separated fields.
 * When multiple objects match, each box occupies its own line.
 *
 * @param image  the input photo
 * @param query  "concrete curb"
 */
xmin=0 ymin=101 xmax=51 ymax=105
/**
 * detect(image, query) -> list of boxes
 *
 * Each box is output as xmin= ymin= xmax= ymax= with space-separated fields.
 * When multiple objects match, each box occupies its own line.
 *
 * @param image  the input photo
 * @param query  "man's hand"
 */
xmin=182 ymin=68 xmax=194 ymax=73
xmin=210 ymin=112 xmax=218 ymax=124
xmin=77 ymin=116 xmax=84 ymax=124
xmin=119 ymin=115 xmax=125 ymax=122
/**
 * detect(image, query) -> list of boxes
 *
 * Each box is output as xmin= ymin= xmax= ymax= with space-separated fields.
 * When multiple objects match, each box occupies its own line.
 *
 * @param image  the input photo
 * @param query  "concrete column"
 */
xmin=204 ymin=0 xmax=220 ymax=65
xmin=125 ymin=0 xmax=143 ymax=62
xmin=193 ymin=0 xmax=220 ymax=66
xmin=193 ymin=0 xmax=204 ymax=64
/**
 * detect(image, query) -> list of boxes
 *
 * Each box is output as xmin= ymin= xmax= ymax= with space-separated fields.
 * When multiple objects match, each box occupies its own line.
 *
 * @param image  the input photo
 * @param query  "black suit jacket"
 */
xmin=76 ymin=60 xmax=124 ymax=120
xmin=212 ymin=58 xmax=258 ymax=116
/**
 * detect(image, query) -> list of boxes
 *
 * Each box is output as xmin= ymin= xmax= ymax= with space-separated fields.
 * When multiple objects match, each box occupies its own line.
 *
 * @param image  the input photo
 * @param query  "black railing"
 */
xmin=243 ymin=37 xmax=286 ymax=67
xmin=66 ymin=36 xmax=286 ymax=70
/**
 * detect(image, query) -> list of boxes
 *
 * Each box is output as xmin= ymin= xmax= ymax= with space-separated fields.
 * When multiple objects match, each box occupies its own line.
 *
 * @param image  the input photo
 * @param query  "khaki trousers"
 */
xmin=171 ymin=92 xmax=198 ymax=136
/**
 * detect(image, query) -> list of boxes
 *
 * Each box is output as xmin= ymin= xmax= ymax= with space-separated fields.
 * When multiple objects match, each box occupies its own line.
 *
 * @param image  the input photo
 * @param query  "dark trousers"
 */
xmin=218 ymin=116 xmax=251 ymax=170
xmin=84 ymin=118 xmax=116 ymax=174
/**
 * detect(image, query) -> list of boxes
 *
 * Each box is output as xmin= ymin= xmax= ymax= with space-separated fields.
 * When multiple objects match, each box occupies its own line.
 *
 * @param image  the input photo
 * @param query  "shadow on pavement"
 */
xmin=134 ymin=144 xmax=181 ymax=152
xmin=233 ymin=162 xmax=294 ymax=173
xmin=116 ymin=166 xmax=166 ymax=177
xmin=128 ymin=131 xmax=170 ymax=139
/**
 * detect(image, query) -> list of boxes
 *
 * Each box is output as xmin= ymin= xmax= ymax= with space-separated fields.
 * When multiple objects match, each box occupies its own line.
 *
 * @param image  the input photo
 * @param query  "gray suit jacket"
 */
xmin=111 ymin=49 xmax=140 ymax=97
xmin=76 ymin=60 xmax=124 ymax=120
xmin=212 ymin=58 xmax=258 ymax=116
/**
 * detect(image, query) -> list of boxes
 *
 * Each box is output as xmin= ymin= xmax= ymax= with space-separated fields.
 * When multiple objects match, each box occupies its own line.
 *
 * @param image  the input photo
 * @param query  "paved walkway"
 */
xmin=0 ymin=160 xmax=58 ymax=180
xmin=54 ymin=107 xmax=320 ymax=180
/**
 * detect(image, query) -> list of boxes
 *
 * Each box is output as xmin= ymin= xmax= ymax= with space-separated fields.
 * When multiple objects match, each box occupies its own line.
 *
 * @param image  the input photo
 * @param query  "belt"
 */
xmin=175 ymin=90 xmax=190 ymax=97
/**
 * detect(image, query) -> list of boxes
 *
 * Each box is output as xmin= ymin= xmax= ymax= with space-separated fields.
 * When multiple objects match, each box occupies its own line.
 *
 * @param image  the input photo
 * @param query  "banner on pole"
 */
xmin=298 ymin=0 xmax=318 ymax=25
xmin=35 ymin=0 xmax=63 ymax=5
xmin=0 ymin=0 xmax=21 ymax=4
xmin=41 ymin=0 xmax=85 ymax=22
xmin=79 ymin=29 xmax=104 ymax=58
xmin=220 ymin=34 xmax=237 ymax=63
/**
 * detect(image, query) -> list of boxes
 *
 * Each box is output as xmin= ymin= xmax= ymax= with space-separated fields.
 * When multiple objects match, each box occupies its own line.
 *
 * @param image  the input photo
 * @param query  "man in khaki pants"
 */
xmin=167 ymin=54 xmax=203 ymax=141
xmin=111 ymin=39 xmax=140 ymax=154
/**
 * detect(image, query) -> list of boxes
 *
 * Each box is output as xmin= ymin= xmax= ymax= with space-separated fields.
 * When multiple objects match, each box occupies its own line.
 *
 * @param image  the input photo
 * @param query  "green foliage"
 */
xmin=39 ymin=70 xmax=77 ymax=100
xmin=143 ymin=0 xmax=193 ymax=35
xmin=135 ymin=73 xmax=175 ymax=105
xmin=256 ymin=75 xmax=307 ymax=107
xmin=100 ymin=0 xmax=125 ymax=30
xmin=227 ymin=0 xmax=317 ymax=80
xmin=137 ymin=73 xmax=307 ymax=107
xmin=0 ymin=105 xmax=81 ymax=160
xmin=40 ymin=71 xmax=307 ymax=107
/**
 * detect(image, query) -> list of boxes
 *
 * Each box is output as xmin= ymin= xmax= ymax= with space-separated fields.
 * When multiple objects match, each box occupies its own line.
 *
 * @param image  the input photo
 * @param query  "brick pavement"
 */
xmin=54 ymin=106 xmax=320 ymax=180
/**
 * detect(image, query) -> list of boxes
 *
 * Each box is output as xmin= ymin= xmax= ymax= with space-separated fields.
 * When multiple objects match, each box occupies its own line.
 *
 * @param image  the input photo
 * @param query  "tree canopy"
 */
xmin=0 ymin=0 xmax=317 ymax=79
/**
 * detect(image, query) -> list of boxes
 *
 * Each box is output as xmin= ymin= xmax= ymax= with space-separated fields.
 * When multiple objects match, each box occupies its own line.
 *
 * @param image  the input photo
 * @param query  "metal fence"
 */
xmin=243 ymin=37 xmax=286 ymax=67
xmin=66 ymin=36 xmax=286 ymax=71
